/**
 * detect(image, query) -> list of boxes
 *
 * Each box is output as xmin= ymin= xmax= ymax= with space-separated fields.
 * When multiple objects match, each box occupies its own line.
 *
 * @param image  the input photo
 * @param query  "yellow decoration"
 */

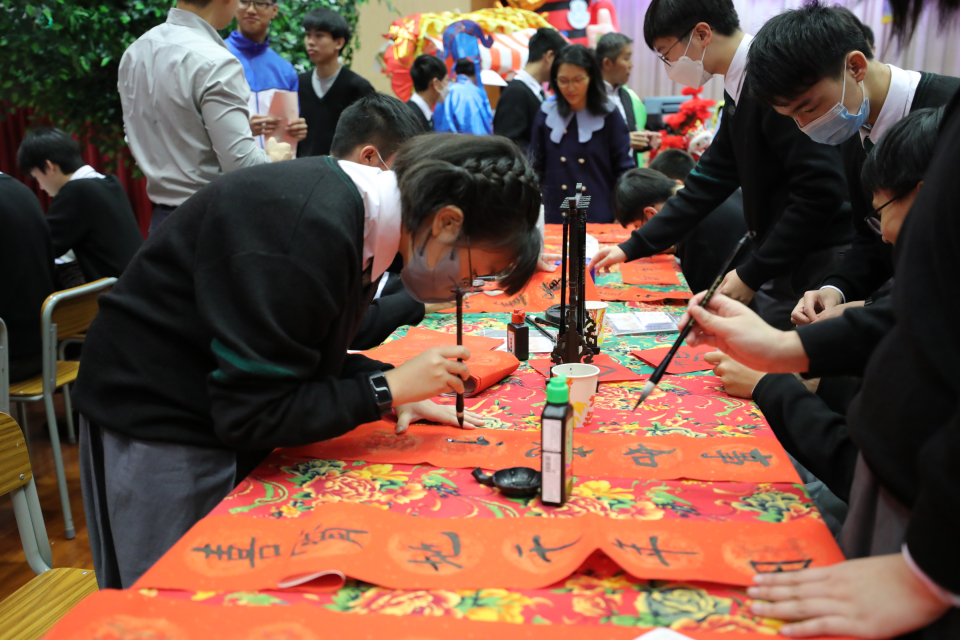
xmin=503 ymin=0 xmax=550 ymax=10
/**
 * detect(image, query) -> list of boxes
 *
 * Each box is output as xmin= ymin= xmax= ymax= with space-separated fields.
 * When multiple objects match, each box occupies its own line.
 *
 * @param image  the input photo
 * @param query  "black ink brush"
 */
xmin=456 ymin=286 xmax=465 ymax=429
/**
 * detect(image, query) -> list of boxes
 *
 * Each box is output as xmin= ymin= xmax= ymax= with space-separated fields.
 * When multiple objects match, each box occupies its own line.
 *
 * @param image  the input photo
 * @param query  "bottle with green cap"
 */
xmin=541 ymin=375 xmax=574 ymax=506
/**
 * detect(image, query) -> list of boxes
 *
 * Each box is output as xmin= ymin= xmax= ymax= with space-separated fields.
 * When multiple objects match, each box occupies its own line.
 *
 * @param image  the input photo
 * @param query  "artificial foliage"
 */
xmin=0 ymin=0 xmax=373 ymax=161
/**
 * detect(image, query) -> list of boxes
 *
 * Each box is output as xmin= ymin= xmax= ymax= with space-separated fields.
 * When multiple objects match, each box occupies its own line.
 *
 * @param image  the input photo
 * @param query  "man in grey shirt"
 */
xmin=119 ymin=0 xmax=291 ymax=233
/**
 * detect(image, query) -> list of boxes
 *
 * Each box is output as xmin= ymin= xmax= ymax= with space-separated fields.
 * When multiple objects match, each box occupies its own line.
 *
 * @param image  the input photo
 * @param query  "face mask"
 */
xmin=400 ymin=237 xmax=471 ymax=303
xmin=800 ymin=68 xmax=869 ymax=145
xmin=665 ymin=35 xmax=712 ymax=89
xmin=438 ymin=79 xmax=451 ymax=101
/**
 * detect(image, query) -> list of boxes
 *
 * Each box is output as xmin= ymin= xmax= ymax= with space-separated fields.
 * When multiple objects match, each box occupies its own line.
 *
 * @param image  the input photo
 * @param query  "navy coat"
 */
xmin=528 ymin=100 xmax=633 ymax=223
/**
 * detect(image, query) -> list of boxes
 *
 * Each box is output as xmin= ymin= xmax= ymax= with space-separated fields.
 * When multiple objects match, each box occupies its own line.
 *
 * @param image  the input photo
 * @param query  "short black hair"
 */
xmin=613 ymin=168 xmax=678 ymax=227
xmin=861 ymin=107 xmax=943 ymax=199
xmin=392 ymin=134 xmax=542 ymax=296
xmin=454 ymin=58 xmax=476 ymax=76
xmin=648 ymin=149 xmax=696 ymax=181
xmin=330 ymin=93 xmax=424 ymax=159
xmin=550 ymin=44 xmax=609 ymax=117
xmin=17 ymin=126 xmax=85 ymax=175
xmin=747 ymin=2 xmax=874 ymax=107
xmin=410 ymin=54 xmax=448 ymax=92
xmin=303 ymin=7 xmax=350 ymax=42
xmin=527 ymin=28 xmax=567 ymax=63
xmin=860 ymin=22 xmax=875 ymax=48
xmin=643 ymin=0 xmax=740 ymax=50
xmin=596 ymin=32 xmax=633 ymax=64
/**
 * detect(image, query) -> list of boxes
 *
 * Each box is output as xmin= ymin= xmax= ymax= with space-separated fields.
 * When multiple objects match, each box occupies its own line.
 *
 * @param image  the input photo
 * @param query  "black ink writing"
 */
xmin=701 ymin=448 xmax=772 ymax=467
xmin=408 ymin=532 xmax=463 ymax=571
xmin=624 ymin=443 xmax=677 ymax=467
xmin=613 ymin=536 xmax=697 ymax=567
xmin=191 ymin=538 xmax=281 ymax=568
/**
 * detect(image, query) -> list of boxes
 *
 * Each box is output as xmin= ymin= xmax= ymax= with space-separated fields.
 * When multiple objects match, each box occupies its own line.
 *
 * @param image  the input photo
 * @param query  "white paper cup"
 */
xmin=550 ymin=363 xmax=601 ymax=429
xmin=585 ymin=301 xmax=609 ymax=345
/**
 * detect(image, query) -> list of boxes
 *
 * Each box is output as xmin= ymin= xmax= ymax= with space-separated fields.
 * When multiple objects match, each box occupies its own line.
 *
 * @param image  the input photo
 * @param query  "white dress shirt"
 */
xmin=118 ymin=8 xmax=269 ymax=207
xmin=336 ymin=161 xmax=402 ymax=283
xmin=724 ymin=33 xmax=754 ymax=106
xmin=515 ymin=69 xmax=545 ymax=102
xmin=409 ymin=92 xmax=433 ymax=123
xmin=860 ymin=64 xmax=922 ymax=146
xmin=604 ymin=80 xmax=629 ymax=127
xmin=70 ymin=165 xmax=105 ymax=181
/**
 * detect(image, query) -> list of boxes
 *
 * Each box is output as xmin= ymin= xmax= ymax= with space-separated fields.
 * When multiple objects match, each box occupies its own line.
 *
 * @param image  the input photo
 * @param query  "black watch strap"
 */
xmin=368 ymin=371 xmax=393 ymax=415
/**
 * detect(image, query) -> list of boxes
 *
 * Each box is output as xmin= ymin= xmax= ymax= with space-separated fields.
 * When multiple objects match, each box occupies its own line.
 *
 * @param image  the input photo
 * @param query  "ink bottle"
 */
xmin=506 ymin=309 xmax=529 ymax=361
xmin=541 ymin=376 xmax=573 ymax=506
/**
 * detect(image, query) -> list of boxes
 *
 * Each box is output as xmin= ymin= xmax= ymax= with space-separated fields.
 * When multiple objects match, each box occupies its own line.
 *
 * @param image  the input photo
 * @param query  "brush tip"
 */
xmin=632 ymin=381 xmax=656 ymax=411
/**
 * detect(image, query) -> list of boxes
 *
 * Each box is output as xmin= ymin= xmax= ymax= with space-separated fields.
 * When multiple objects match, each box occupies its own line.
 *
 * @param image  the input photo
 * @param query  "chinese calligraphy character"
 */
xmin=408 ymin=532 xmax=463 ymax=571
xmin=525 ymin=442 xmax=542 ymax=458
xmin=701 ymin=448 xmax=772 ymax=467
xmin=291 ymin=527 xmax=369 ymax=555
xmin=613 ymin=536 xmax=697 ymax=567
xmin=523 ymin=535 xmax=581 ymax=562
xmin=191 ymin=538 xmax=281 ymax=568
xmin=572 ymin=446 xmax=594 ymax=458
xmin=624 ymin=443 xmax=677 ymax=467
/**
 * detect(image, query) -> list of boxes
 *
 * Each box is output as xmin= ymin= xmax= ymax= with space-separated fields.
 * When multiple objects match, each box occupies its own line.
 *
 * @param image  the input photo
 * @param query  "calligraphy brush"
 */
xmin=525 ymin=316 xmax=556 ymax=343
xmin=456 ymin=284 xmax=465 ymax=429
xmin=632 ymin=231 xmax=754 ymax=410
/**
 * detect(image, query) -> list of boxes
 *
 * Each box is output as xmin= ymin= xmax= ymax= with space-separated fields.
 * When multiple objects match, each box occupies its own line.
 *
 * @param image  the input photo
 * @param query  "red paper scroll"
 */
xmin=597 ymin=285 xmax=694 ymax=302
xmin=632 ymin=345 xmax=718 ymax=374
xmin=621 ymin=262 xmax=682 ymax=287
xmin=136 ymin=502 xmax=844 ymax=592
xmin=544 ymin=223 xmax=634 ymax=244
xmin=282 ymin=422 xmax=801 ymax=483
xmin=457 ymin=271 xmax=601 ymax=313
xmin=527 ymin=354 xmax=645 ymax=383
xmin=45 ymin=589 xmax=832 ymax=640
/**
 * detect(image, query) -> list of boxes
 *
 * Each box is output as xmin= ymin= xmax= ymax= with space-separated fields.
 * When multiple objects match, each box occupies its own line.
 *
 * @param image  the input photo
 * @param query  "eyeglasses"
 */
xmin=557 ymin=76 xmax=589 ymax=88
xmin=655 ymin=28 xmax=693 ymax=67
xmin=239 ymin=0 xmax=277 ymax=11
xmin=865 ymin=190 xmax=911 ymax=235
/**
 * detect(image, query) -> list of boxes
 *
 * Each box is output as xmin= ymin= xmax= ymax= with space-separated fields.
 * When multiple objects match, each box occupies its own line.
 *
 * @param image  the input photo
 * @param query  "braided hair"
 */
xmin=392 ymin=134 xmax=543 ymax=295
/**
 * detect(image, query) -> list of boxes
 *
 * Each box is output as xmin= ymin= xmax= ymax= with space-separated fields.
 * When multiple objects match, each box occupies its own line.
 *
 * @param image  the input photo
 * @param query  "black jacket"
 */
xmin=821 ymin=72 xmax=960 ymax=302
xmin=492 ymin=78 xmax=541 ymax=150
xmin=297 ymin=68 xmax=375 ymax=157
xmin=675 ymin=190 xmax=750 ymax=293
xmin=0 ymin=174 xmax=56 ymax=360
xmin=47 ymin=175 xmax=143 ymax=281
xmin=405 ymin=99 xmax=432 ymax=132
xmin=74 ymin=157 xmax=391 ymax=451
xmin=619 ymin=75 xmax=853 ymax=292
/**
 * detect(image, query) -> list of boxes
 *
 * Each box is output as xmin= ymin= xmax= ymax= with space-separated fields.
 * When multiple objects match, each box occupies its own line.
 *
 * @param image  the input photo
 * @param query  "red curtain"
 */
xmin=0 ymin=107 xmax=153 ymax=237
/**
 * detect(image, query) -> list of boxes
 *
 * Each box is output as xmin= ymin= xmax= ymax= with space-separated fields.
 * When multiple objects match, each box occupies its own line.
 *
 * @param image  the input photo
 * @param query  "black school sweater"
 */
xmin=47 ymin=175 xmax=143 ymax=281
xmin=619 ymin=76 xmax=852 ymax=292
xmin=845 ymin=88 xmax=960 ymax=594
xmin=73 ymin=157 xmax=390 ymax=451
xmin=493 ymin=79 xmax=541 ymax=150
xmin=821 ymin=72 xmax=960 ymax=302
xmin=297 ymin=68 xmax=375 ymax=158
xmin=0 ymin=174 xmax=56 ymax=360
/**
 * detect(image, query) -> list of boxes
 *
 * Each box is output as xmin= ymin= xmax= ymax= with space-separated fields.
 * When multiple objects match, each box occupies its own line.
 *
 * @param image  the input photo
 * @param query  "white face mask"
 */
xmin=665 ymin=35 xmax=713 ymax=89
xmin=437 ymin=78 xmax=451 ymax=102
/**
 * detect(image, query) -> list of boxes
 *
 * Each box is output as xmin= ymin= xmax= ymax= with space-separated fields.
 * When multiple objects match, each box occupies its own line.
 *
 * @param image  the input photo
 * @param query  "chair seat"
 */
xmin=9 ymin=362 xmax=80 ymax=397
xmin=0 ymin=567 xmax=98 ymax=640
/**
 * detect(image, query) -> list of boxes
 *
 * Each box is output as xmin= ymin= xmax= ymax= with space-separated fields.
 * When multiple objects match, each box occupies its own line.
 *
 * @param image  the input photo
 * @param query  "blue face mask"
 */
xmin=799 ymin=69 xmax=869 ymax=145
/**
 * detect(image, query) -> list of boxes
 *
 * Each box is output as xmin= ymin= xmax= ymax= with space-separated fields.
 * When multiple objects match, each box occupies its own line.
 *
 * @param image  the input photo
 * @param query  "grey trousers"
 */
xmin=78 ymin=416 xmax=237 ymax=589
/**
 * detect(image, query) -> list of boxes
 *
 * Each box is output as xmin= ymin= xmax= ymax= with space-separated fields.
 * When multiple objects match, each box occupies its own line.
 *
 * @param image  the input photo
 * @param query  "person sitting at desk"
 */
xmin=529 ymin=44 xmax=633 ymax=224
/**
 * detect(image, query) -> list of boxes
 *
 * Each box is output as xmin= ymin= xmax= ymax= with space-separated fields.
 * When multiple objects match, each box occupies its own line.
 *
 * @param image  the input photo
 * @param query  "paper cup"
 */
xmin=550 ymin=363 xmax=601 ymax=429
xmin=585 ymin=301 xmax=609 ymax=345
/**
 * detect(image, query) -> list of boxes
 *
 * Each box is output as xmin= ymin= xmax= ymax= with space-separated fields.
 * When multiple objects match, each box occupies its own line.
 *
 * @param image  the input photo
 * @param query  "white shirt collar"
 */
xmin=860 ymin=65 xmax=922 ymax=146
xmin=336 ymin=160 xmax=402 ymax=282
xmin=410 ymin=92 xmax=433 ymax=122
xmin=70 ymin=165 xmax=105 ymax=181
xmin=724 ymin=33 xmax=753 ymax=105
xmin=515 ymin=69 xmax=544 ymax=101
xmin=604 ymin=79 xmax=629 ymax=126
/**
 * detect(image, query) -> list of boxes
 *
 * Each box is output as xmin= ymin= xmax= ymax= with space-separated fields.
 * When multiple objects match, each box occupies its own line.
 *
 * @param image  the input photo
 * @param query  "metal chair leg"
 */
xmin=25 ymin=476 xmax=53 ymax=568
xmin=43 ymin=388 xmax=75 ymax=539
xmin=11 ymin=484 xmax=52 ymax=575
xmin=63 ymin=384 xmax=76 ymax=445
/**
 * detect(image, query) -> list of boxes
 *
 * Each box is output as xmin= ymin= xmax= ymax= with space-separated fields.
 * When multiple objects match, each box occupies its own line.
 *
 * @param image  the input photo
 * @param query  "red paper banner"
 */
xmin=621 ymin=262 xmax=682 ymax=287
xmin=282 ymin=422 xmax=801 ymax=483
xmin=597 ymin=285 xmax=694 ymax=302
xmin=527 ymin=353 xmax=645 ymax=383
xmin=453 ymin=272 xmax=601 ymax=313
xmin=44 ymin=589 xmax=855 ymax=640
xmin=632 ymin=345 xmax=718 ymax=374
xmin=136 ymin=502 xmax=844 ymax=592
xmin=544 ymin=223 xmax=634 ymax=244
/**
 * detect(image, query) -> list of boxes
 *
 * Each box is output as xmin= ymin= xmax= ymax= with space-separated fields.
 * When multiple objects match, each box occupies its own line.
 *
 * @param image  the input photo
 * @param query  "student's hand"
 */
xmin=815 ymin=300 xmax=865 ymax=323
xmin=704 ymin=351 xmax=764 ymax=399
xmin=748 ymin=554 xmax=951 ymax=638
xmin=791 ymin=288 xmax=844 ymax=326
xmin=537 ymin=253 xmax=561 ymax=272
xmin=717 ymin=269 xmax=755 ymax=305
xmin=682 ymin=292 xmax=810 ymax=373
xmin=394 ymin=400 xmax=485 ymax=434
xmin=384 ymin=346 xmax=471 ymax=406
xmin=286 ymin=117 xmax=308 ymax=141
xmin=250 ymin=114 xmax=281 ymax=137
xmin=265 ymin=137 xmax=294 ymax=162
xmin=588 ymin=246 xmax=627 ymax=273
xmin=649 ymin=132 xmax=662 ymax=150
xmin=629 ymin=130 xmax=654 ymax=150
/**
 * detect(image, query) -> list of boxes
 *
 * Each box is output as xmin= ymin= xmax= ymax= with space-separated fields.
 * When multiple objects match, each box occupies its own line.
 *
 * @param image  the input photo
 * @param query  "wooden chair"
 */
xmin=9 ymin=277 xmax=116 ymax=540
xmin=0 ymin=412 xmax=98 ymax=640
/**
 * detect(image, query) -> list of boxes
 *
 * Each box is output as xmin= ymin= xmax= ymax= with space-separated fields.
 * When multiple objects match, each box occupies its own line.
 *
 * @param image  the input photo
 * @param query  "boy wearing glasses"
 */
xmin=225 ymin=0 xmax=308 ymax=147
xmin=744 ymin=3 xmax=959 ymax=326
xmin=589 ymin=0 xmax=852 ymax=332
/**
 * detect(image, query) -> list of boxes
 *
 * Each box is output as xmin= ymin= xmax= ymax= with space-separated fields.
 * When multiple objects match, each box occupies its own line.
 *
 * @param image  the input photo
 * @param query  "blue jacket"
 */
xmin=435 ymin=76 xmax=493 ymax=136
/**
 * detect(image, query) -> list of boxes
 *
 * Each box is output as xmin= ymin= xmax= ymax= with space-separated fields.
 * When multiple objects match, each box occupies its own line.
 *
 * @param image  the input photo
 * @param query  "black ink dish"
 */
xmin=472 ymin=467 xmax=541 ymax=498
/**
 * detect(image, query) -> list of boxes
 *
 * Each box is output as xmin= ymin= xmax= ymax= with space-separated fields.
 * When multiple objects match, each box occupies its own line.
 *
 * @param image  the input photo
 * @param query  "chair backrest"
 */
xmin=0 ymin=412 xmax=31 ymax=499
xmin=41 ymin=277 xmax=117 ymax=341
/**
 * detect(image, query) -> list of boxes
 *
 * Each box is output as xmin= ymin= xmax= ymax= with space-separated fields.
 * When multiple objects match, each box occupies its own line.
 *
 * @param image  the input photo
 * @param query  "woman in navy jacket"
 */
xmin=529 ymin=44 xmax=634 ymax=223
